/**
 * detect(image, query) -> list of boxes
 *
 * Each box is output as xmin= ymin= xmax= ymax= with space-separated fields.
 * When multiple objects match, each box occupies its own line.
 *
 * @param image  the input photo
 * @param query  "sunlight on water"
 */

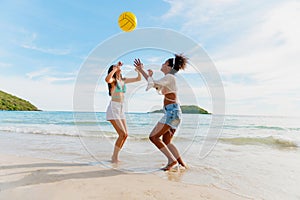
xmin=1 ymin=111 xmax=300 ymax=199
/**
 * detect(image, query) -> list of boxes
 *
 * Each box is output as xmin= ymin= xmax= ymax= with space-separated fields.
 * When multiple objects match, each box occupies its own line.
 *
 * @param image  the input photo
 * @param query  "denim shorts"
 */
xmin=159 ymin=103 xmax=182 ymax=129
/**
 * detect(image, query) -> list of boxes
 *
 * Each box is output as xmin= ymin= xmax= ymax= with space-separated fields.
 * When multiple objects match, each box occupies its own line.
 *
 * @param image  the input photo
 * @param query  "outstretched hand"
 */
xmin=134 ymin=59 xmax=143 ymax=71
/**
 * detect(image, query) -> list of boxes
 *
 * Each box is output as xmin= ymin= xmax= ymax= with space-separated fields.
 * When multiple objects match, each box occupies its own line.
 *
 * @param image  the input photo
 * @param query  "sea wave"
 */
xmin=223 ymin=125 xmax=288 ymax=131
xmin=0 ymin=126 xmax=194 ymax=142
xmin=58 ymin=121 xmax=110 ymax=126
xmin=0 ymin=126 xmax=116 ymax=139
xmin=220 ymin=136 xmax=298 ymax=149
xmin=249 ymin=125 xmax=286 ymax=131
xmin=0 ymin=120 xmax=110 ymax=126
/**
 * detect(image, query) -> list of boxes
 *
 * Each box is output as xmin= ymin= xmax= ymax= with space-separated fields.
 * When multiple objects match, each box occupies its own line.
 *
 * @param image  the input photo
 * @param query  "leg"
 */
xmin=149 ymin=122 xmax=177 ymax=171
xmin=162 ymin=129 xmax=186 ymax=168
xmin=119 ymin=119 xmax=128 ymax=149
xmin=109 ymin=119 xmax=128 ymax=163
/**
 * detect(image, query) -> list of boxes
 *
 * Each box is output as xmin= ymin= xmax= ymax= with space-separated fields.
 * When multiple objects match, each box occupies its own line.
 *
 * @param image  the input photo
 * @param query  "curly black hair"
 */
xmin=167 ymin=54 xmax=188 ymax=73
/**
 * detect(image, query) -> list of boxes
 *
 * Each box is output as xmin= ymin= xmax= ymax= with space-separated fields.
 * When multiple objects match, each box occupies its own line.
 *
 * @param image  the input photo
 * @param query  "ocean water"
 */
xmin=0 ymin=111 xmax=300 ymax=199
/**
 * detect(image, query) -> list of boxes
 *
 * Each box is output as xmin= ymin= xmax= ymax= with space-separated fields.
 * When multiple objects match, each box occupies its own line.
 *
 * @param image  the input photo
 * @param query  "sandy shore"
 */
xmin=0 ymin=153 xmax=248 ymax=200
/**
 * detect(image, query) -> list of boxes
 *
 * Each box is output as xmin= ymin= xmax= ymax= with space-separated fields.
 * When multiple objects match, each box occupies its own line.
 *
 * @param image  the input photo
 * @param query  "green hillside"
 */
xmin=151 ymin=105 xmax=210 ymax=114
xmin=0 ymin=90 xmax=39 ymax=111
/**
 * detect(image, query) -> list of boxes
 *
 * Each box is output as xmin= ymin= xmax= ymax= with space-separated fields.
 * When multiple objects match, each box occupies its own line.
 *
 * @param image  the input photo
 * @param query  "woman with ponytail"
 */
xmin=105 ymin=61 xmax=141 ymax=163
xmin=134 ymin=54 xmax=188 ymax=171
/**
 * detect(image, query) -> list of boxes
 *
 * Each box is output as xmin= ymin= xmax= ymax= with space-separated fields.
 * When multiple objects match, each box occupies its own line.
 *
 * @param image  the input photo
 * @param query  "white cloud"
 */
xmin=26 ymin=68 xmax=78 ymax=84
xmin=42 ymin=76 xmax=76 ymax=83
xmin=26 ymin=68 xmax=51 ymax=79
xmin=0 ymin=75 xmax=74 ymax=111
xmin=162 ymin=0 xmax=300 ymax=116
xmin=0 ymin=62 xmax=12 ymax=68
xmin=21 ymin=44 xmax=72 ymax=55
xmin=162 ymin=0 xmax=185 ymax=19
xmin=0 ymin=67 xmax=213 ymax=113
xmin=162 ymin=0 xmax=244 ymax=37
xmin=15 ymin=30 xmax=72 ymax=55
xmin=215 ymin=1 xmax=300 ymax=82
xmin=163 ymin=0 xmax=238 ymax=19
xmin=145 ymin=56 xmax=165 ymax=63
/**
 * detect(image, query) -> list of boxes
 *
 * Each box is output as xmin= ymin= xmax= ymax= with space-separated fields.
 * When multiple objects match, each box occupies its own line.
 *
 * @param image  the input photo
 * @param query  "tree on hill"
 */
xmin=0 ymin=90 xmax=39 ymax=111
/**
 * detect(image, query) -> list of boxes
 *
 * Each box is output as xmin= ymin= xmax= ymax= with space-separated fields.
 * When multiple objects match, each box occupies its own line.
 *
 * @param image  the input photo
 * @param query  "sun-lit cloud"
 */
xmin=215 ymin=1 xmax=300 ymax=83
xmin=26 ymin=68 xmax=78 ymax=84
xmin=162 ymin=0 xmax=300 ymax=116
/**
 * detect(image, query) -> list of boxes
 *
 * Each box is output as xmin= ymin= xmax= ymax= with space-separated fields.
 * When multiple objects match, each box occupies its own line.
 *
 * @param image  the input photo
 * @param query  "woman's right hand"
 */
xmin=147 ymin=69 xmax=153 ymax=77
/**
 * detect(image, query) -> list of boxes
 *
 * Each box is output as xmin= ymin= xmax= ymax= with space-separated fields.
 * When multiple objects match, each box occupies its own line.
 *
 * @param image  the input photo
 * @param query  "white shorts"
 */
xmin=106 ymin=101 xmax=126 ymax=121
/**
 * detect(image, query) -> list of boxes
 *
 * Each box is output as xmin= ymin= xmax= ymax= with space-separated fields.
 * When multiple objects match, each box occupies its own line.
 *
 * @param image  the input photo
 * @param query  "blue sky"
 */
xmin=0 ymin=0 xmax=299 ymax=116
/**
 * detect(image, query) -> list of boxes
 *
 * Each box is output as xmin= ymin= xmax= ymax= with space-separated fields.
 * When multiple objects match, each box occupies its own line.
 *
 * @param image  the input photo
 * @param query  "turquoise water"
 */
xmin=1 ymin=111 xmax=300 ymax=199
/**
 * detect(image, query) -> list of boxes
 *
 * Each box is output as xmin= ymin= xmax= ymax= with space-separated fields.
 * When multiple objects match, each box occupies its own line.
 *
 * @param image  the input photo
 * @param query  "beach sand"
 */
xmin=0 ymin=153 xmax=247 ymax=200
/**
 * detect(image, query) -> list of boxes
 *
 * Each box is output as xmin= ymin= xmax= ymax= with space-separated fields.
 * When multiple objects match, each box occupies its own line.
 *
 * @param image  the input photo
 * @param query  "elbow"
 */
xmin=105 ymin=77 xmax=111 ymax=83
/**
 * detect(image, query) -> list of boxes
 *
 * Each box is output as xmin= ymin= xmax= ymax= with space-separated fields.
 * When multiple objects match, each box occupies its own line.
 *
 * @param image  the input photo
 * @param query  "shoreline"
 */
xmin=0 ymin=153 xmax=248 ymax=200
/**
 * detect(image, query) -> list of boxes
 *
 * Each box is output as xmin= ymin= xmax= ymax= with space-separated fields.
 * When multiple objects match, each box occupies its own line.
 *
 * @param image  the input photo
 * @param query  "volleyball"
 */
xmin=118 ymin=12 xmax=137 ymax=32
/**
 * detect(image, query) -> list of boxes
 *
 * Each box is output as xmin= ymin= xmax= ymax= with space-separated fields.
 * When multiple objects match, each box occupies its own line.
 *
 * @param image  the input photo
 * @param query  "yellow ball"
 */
xmin=118 ymin=12 xmax=137 ymax=32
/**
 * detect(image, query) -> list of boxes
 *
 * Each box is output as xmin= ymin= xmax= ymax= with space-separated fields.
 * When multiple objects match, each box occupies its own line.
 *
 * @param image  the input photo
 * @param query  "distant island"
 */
xmin=0 ymin=90 xmax=39 ymax=111
xmin=150 ymin=105 xmax=210 ymax=114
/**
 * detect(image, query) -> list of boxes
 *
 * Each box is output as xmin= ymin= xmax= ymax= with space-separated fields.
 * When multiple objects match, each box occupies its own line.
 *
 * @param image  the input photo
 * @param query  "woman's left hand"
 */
xmin=117 ymin=61 xmax=123 ymax=66
xmin=134 ymin=59 xmax=143 ymax=71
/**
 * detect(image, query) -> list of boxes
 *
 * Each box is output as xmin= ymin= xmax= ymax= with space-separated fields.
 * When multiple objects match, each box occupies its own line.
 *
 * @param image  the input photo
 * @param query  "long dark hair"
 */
xmin=107 ymin=65 xmax=116 ymax=96
xmin=167 ymin=54 xmax=188 ymax=73
xmin=107 ymin=65 xmax=124 ymax=96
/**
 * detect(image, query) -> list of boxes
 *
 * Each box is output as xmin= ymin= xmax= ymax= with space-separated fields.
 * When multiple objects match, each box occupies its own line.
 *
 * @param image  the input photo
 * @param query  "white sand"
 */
xmin=0 ymin=153 xmax=248 ymax=200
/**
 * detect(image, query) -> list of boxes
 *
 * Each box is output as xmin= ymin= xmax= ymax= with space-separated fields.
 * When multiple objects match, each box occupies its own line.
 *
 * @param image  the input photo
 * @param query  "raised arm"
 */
xmin=105 ymin=68 xmax=117 ymax=83
xmin=134 ymin=59 xmax=149 ymax=80
xmin=124 ymin=70 xmax=141 ymax=84
xmin=105 ymin=62 xmax=122 ymax=83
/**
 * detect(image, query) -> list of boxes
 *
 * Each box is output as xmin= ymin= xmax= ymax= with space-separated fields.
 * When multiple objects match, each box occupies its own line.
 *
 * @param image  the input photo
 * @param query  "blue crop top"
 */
xmin=111 ymin=80 xmax=126 ymax=100
xmin=115 ymin=80 xmax=126 ymax=93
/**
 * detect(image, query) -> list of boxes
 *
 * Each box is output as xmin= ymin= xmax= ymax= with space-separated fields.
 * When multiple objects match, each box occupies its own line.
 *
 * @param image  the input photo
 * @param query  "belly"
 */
xmin=163 ymin=93 xmax=177 ymax=105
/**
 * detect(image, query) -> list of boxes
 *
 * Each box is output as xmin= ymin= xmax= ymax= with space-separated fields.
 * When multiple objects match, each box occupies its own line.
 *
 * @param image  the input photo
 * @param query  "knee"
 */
xmin=149 ymin=135 xmax=156 ymax=143
xmin=124 ymin=133 xmax=128 ymax=139
xmin=120 ymin=132 xmax=128 ymax=140
xmin=162 ymin=137 xmax=170 ymax=145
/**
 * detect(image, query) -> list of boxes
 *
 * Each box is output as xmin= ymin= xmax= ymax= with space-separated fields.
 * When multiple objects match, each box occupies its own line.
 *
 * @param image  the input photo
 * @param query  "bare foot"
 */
xmin=111 ymin=157 xmax=120 ymax=163
xmin=161 ymin=161 xmax=177 ymax=171
xmin=176 ymin=158 xmax=187 ymax=169
xmin=178 ymin=161 xmax=187 ymax=169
